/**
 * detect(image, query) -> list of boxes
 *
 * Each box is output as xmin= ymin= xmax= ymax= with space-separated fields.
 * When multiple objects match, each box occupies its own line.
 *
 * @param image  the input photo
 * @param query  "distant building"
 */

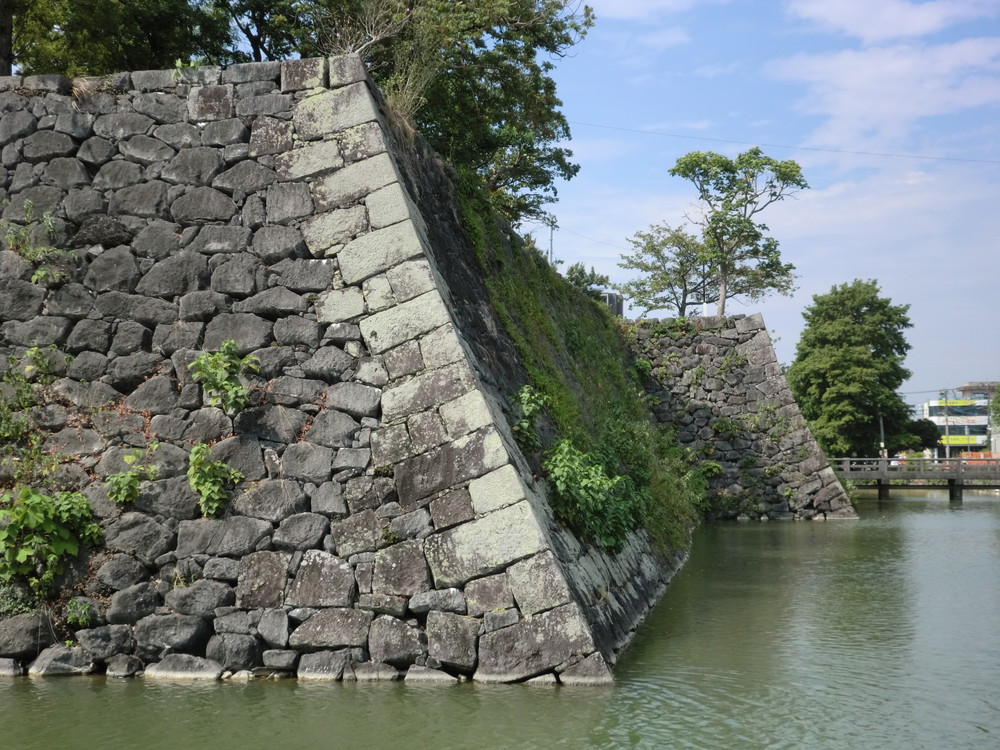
xmin=920 ymin=381 xmax=996 ymax=457
xmin=600 ymin=291 xmax=624 ymax=317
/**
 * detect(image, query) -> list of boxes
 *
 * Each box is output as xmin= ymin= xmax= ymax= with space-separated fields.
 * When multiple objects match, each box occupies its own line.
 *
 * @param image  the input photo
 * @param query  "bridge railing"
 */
xmin=833 ymin=457 xmax=1000 ymax=480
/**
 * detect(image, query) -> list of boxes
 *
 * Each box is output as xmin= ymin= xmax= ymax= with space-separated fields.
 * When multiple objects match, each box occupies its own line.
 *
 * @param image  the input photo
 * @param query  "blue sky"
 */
xmin=531 ymin=0 xmax=1000 ymax=406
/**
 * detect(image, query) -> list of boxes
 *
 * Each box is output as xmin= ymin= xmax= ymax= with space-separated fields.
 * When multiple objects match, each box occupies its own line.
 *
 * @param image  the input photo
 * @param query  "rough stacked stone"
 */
xmin=0 ymin=56 xmax=629 ymax=683
xmin=630 ymin=315 xmax=854 ymax=519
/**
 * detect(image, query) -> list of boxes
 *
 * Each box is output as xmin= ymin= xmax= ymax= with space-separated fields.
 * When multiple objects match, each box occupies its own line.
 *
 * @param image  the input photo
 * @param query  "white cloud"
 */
xmin=788 ymin=0 xmax=1000 ymax=44
xmin=766 ymin=37 xmax=1000 ymax=149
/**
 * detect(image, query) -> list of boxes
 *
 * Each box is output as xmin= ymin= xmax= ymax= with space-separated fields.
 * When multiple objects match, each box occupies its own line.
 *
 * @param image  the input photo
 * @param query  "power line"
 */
xmin=569 ymin=120 xmax=1000 ymax=165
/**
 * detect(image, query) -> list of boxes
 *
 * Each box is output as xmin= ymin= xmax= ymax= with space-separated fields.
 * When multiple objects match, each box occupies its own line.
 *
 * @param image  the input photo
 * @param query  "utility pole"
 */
xmin=941 ymin=389 xmax=951 ymax=460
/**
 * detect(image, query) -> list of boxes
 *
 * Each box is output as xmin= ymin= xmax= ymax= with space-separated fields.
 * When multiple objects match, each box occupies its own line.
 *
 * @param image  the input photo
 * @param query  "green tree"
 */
xmin=787 ymin=279 xmax=914 ymax=457
xmin=668 ymin=147 xmax=807 ymax=316
xmin=615 ymin=223 xmax=714 ymax=316
xmin=563 ymin=262 xmax=609 ymax=300
xmin=10 ymin=0 xmax=232 ymax=77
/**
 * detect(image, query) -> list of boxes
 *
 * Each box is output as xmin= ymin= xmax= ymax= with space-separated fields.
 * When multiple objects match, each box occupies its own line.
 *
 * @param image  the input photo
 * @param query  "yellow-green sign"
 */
xmin=939 ymin=435 xmax=987 ymax=445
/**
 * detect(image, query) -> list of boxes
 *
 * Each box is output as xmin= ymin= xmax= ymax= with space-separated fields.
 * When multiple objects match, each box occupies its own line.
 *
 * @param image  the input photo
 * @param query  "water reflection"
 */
xmin=4 ymin=490 xmax=1000 ymax=749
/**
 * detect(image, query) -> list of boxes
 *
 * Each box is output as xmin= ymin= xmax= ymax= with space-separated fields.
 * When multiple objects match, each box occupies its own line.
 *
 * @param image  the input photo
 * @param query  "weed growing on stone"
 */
xmin=510 ymin=385 xmax=548 ymax=454
xmin=64 ymin=598 xmax=93 ymax=628
xmin=105 ymin=443 xmax=159 ymax=505
xmin=188 ymin=339 xmax=260 ymax=413
xmin=0 ymin=487 xmax=102 ymax=595
xmin=187 ymin=443 xmax=243 ymax=518
xmin=1 ymin=200 xmax=74 ymax=285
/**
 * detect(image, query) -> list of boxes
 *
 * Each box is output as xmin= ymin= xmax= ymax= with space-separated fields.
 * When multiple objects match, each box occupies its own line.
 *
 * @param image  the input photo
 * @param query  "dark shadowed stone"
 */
xmin=28 ymin=645 xmax=94 ymax=676
xmin=233 ymin=406 xmax=308 ymax=444
xmin=94 ymin=112 xmax=154 ymax=140
xmin=368 ymin=616 xmax=425 ymax=668
xmin=107 ymin=582 xmax=161 ymax=625
xmin=22 ymin=130 xmax=75 ymax=161
xmin=330 ymin=509 xmax=382 ymax=558
xmin=152 ymin=321 xmax=204 ymax=355
xmin=181 ymin=407 xmax=231 ymax=444
xmin=48 ymin=282 xmax=96 ymax=319
xmin=0 ymin=109 xmax=35 ymax=145
xmin=273 ymin=318 xmax=323 ymax=349
xmin=165 ymin=579 xmax=235 ymax=617
xmin=475 ymin=604 xmax=597 ymax=683
xmin=143 ymin=653 xmax=222 ymax=680
xmin=206 ymin=633 xmax=261 ymax=671
xmin=210 ymin=253 xmax=260 ymax=296
xmin=105 ymin=653 xmax=144 ymax=678
xmin=180 ymin=290 xmax=229 ymax=321
xmin=282 ymin=443 xmax=334 ymax=484
xmin=188 ymin=225 xmax=252 ymax=255
xmin=203 ymin=313 xmax=272 ymax=353
xmin=210 ymin=434 xmax=266 ymax=481
xmin=110 ymin=320 xmax=152 ymax=354
xmin=426 ymin=611 xmax=479 ymax=674
xmin=119 ymin=134 xmax=175 ymax=165
xmin=251 ymin=225 xmax=306 ymax=263
xmin=96 ymin=554 xmax=151 ymax=592
xmin=288 ymin=608 xmax=372 ymax=651
xmin=408 ymin=588 xmax=466 ymax=616
xmin=76 ymin=625 xmax=136 ymax=662
xmin=66 ymin=320 xmax=110 ymax=353
xmin=0 ymin=612 xmax=56 ymax=661
xmin=83 ymin=246 xmax=140 ymax=292
xmin=106 ymin=351 xmax=162 ymax=391
xmin=71 ymin=215 xmax=133 ymax=249
xmin=41 ymin=424 xmax=101 ymax=454
xmin=124 ymin=375 xmax=179 ymax=415
xmin=232 ymin=479 xmax=308 ymax=522
xmin=109 ymin=180 xmax=170 ymax=219
xmin=64 ymin=187 xmax=107 ymax=221
xmin=264 ymin=181 xmax=312 ymax=224
xmin=45 ymin=157 xmax=90 ymax=189
xmin=372 ymin=541 xmax=430 ymax=598
xmin=51 ymin=378 xmax=121 ymax=408
xmin=271 ymin=258 xmax=336 ymax=292
xmin=78 ymin=136 xmax=116 ymax=166
xmin=325 ymin=382 xmax=381 ymax=418
xmin=104 ymin=513 xmax=176 ymax=565
xmin=389 ymin=508 xmax=432 ymax=541
xmin=273 ymin=512 xmax=330 ymax=551
xmin=171 ymin=187 xmax=238 ymax=224
xmin=301 ymin=346 xmax=354 ymax=381
xmin=132 ymin=220 xmax=182 ymax=260
xmin=5 ymin=315 xmax=71 ymax=346
xmin=232 ymin=287 xmax=307 ymax=317
xmin=285 ymin=550 xmax=354 ymax=607
xmin=235 ymin=551 xmax=290 ymax=608
xmin=0 ymin=278 xmax=44 ymax=320
xmin=96 ymin=291 xmax=177 ymax=326
xmin=135 ymin=614 xmax=212 ymax=661
xmin=213 ymin=161 xmax=276 ymax=194
xmin=162 ymin=147 xmax=224 ymax=185
xmin=154 ymin=122 xmax=201 ymax=149
xmin=133 ymin=92 xmax=187 ymax=123
xmin=296 ymin=650 xmax=347 ymax=680
xmin=136 ymin=252 xmax=210 ymax=297
xmin=268 ymin=375 xmax=326 ymax=406
xmin=257 ymin=609 xmax=289 ymax=649
xmin=311 ymin=481 xmax=347 ymax=517
xmin=203 ymin=557 xmax=239 ymax=581
xmin=93 ymin=160 xmax=144 ymax=190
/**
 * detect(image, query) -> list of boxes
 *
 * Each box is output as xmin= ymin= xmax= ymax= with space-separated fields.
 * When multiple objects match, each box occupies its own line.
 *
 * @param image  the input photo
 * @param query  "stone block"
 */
xmin=143 ymin=654 xmax=222 ymax=681
xmin=317 ymin=286 xmax=365 ymax=323
xmin=368 ymin=616 xmax=425 ymax=667
xmin=429 ymin=488 xmax=474 ymax=530
xmin=328 ymin=55 xmax=367 ymax=87
xmin=281 ymin=58 xmax=328 ymax=92
xmin=382 ymin=361 xmax=476 ymax=425
xmin=426 ymin=611 xmax=479 ymax=674
xmin=424 ymin=500 xmax=547 ymax=589
xmin=250 ymin=116 xmax=294 ymax=157
xmin=372 ymin=540 xmax=430 ymax=597
xmin=506 ymin=551 xmax=573 ymax=617
xmin=408 ymin=588 xmax=466 ymax=616
xmin=338 ymin=219 xmax=424 ymax=286
xmin=419 ymin=324 xmax=467 ymax=369
xmin=188 ymin=84 xmax=234 ymax=121
xmin=440 ymin=390 xmax=494 ymax=439
xmin=275 ymin=140 xmax=344 ymax=181
xmin=475 ymin=604 xmax=596 ymax=683
xmin=469 ymin=464 xmax=527 ymax=515
xmin=285 ymin=550 xmax=355 ymax=607
xmin=330 ymin=509 xmax=383 ymax=558
xmin=310 ymin=152 xmax=398 ymax=213
xmin=302 ymin=206 xmax=368 ymax=257
xmin=395 ymin=429 xmax=507 ymax=508
xmin=293 ymin=83 xmax=380 ymax=141
xmin=232 ymin=479 xmax=308 ymax=523
xmin=465 ymin=573 xmax=515 ymax=618
xmin=235 ymin=551 xmax=290 ymax=609
xmin=289 ymin=608 xmax=373 ymax=651
xmin=296 ymin=650 xmax=348 ymax=680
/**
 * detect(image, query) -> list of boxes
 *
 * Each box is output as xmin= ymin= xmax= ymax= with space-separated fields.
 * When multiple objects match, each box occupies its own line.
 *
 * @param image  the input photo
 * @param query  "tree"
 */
xmin=786 ymin=279 xmax=914 ymax=457
xmin=9 ymin=0 xmax=231 ymax=77
xmin=563 ymin=262 xmax=609 ymax=300
xmin=668 ymin=147 xmax=807 ymax=316
xmin=614 ymin=223 xmax=715 ymax=317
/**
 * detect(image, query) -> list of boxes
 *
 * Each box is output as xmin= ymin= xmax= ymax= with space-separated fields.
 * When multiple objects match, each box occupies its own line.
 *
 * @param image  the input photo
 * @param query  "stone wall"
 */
xmin=0 ymin=56 xmax=674 ymax=683
xmin=630 ymin=315 xmax=854 ymax=520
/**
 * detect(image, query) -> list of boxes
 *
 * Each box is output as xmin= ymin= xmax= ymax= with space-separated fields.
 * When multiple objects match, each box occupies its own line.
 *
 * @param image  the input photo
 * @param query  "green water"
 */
xmin=3 ymin=490 xmax=999 ymax=749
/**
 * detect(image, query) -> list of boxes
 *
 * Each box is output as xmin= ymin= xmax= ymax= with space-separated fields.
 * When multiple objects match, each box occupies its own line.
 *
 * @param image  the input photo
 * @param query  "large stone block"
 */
xmin=424 ymin=500 xmax=548 ymax=589
xmin=372 ymin=540 xmax=430 ymax=597
xmin=395 ymin=428 xmax=508 ymax=508
xmin=286 ymin=550 xmax=354 ymax=607
xmin=310 ymin=152 xmax=398 ymax=213
xmin=293 ymin=83 xmax=380 ymax=141
xmin=288 ymin=608 xmax=373 ymax=651
xmin=506 ymin=551 xmax=573 ymax=617
xmin=426 ymin=611 xmax=479 ymax=674
xmin=338 ymin=219 xmax=424 ymax=286
xmin=235 ymin=551 xmax=290 ymax=608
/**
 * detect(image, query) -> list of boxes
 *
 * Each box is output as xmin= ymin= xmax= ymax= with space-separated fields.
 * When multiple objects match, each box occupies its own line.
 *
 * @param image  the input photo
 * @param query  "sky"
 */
xmin=530 ymin=0 xmax=1000 ymax=407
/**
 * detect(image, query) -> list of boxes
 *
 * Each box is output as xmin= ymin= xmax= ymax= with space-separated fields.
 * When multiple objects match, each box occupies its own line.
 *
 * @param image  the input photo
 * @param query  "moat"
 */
xmin=4 ymin=489 xmax=998 ymax=749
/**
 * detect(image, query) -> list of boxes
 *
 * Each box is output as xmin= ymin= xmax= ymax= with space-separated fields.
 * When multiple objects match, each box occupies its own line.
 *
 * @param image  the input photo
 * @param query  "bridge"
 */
xmin=833 ymin=457 xmax=1000 ymax=500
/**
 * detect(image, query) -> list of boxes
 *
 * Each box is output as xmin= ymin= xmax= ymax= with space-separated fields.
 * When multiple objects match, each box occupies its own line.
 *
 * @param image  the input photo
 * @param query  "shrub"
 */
xmin=187 ymin=443 xmax=243 ymax=518
xmin=188 ymin=340 xmax=260 ymax=413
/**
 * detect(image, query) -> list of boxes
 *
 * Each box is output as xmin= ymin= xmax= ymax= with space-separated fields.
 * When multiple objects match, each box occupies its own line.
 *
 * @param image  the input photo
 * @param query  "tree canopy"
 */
xmin=4 ymin=0 xmax=591 ymax=226
xmin=786 ymin=279 xmax=920 ymax=457
xmin=668 ymin=147 xmax=806 ymax=316
xmin=615 ymin=223 xmax=714 ymax=317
